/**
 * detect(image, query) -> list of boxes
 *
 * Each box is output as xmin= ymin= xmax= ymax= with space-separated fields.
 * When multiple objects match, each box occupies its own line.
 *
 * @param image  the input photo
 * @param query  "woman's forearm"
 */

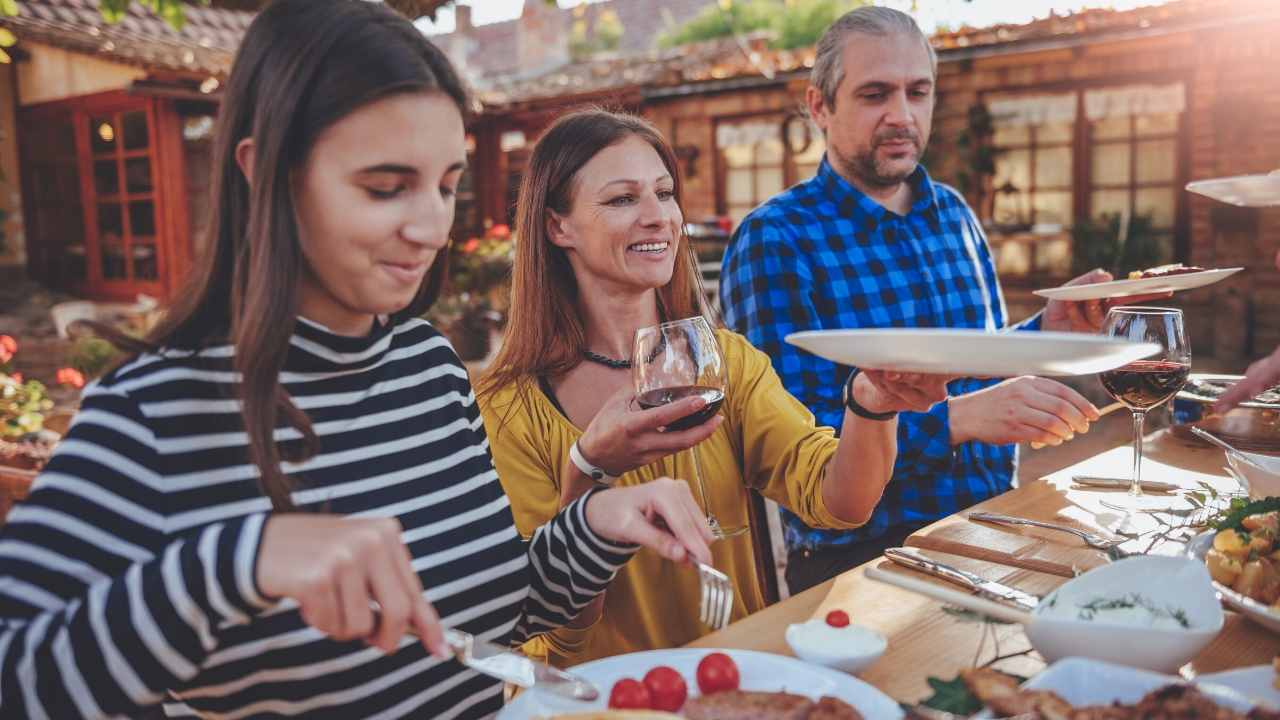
xmin=820 ymin=409 xmax=898 ymax=525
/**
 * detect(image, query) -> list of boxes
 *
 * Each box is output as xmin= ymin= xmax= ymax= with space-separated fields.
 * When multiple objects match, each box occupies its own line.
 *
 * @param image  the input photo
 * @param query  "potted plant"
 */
xmin=426 ymin=224 xmax=514 ymax=362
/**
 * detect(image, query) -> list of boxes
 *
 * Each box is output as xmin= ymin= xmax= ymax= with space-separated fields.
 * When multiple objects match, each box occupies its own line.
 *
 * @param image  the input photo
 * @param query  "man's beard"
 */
xmin=831 ymin=129 xmax=924 ymax=189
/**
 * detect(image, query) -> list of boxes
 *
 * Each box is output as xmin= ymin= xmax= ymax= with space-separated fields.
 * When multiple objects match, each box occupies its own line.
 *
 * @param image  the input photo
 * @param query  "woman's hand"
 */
xmin=577 ymin=386 xmax=723 ymax=476
xmin=256 ymin=515 xmax=448 ymax=658
xmin=853 ymin=369 xmax=951 ymax=414
xmin=585 ymin=478 xmax=715 ymax=566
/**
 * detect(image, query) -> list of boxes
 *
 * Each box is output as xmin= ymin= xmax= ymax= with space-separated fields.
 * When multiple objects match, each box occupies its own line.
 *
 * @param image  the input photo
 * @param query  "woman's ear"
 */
xmin=235 ymin=138 xmax=256 ymax=187
xmin=546 ymin=209 xmax=575 ymax=249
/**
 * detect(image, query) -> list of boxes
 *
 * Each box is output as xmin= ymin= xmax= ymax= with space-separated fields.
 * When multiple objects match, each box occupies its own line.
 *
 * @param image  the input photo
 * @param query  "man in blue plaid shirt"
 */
xmin=721 ymin=7 xmax=1136 ymax=593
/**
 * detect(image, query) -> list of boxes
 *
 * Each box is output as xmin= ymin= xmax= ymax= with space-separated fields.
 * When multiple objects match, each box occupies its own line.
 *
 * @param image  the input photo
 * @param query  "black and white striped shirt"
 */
xmin=0 ymin=317 xmax=634 ymax=719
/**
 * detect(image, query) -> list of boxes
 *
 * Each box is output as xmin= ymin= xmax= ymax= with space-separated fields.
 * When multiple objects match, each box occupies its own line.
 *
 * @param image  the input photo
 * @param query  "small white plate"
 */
xmin=784 ymin=328 xmax=1159 ymax=377
xmin=1186 ymin=530 xmax=1280 ymax=634
xmin=974 ymin=657 xmax=1257 ymax=718
xmin=1187 ymin=173 xmax=1280 ymax=207
xmin=1200 ymin=665 xmax=1280 ymax=709
xmin=1034 ymin=268 xmax=1243 ymax=301
xmin=784 ymin=620 xmax=886 ymax=674
xmin=496 ymin=647 xmax=903 ymax=719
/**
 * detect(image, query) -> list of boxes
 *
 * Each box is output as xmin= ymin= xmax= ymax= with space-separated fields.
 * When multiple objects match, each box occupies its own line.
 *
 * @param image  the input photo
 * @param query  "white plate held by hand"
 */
xmin=497 ymin=647 xmax=903 ymax=719
xmin=785 ymin=328 xmax=1159 ymax=377
xmin=1034 ymin=268 xmax=1242 ymax=301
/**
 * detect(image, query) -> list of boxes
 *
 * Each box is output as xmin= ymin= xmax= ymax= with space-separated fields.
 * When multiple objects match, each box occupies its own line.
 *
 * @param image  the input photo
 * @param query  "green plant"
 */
xmin=773 ymin=0 xmax=867 ymax=50
xmin=659 ymin=0 xmax=869 ymax=50
xmin=66 ymin=336 xmax=121 ymax=380
xmin=1 ymin=373 xmax=51 ymax=438
xmin=954 ymin=103 xmax=999 ymax=202
xmin=1070 ymin=211 xmax=1165 ymax=278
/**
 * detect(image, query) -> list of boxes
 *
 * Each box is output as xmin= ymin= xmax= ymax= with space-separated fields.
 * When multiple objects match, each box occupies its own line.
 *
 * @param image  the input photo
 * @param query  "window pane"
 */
xmin=993 ymin=191 xmax=1029 ymax=226
xmin=1135 ymin=112 xmax=1178 ymax=136
xmin=1135 ymin=187 xmax=1176 ymax=229
xmin=1032 ymin=191 xmax=1072 ymax=226
xmin=1037 ymin=122 xmax=1073 ymax=144
xmin=723 ymin=144 xmax=753 ymax=168
xmin=994 ymin=148 xmax=1031 ymax=193
xmin=90 ymin=116 xmax=116 ymax=153
xmin=795 ymin=163 xmax=820 ymax=182
xmin=1034 ymin=146 xmax=1073 ymax=188
xmin=728 ymin=204 xmax=752 ymax=227
xmin=132 ymin=241 xmax=157 ymax=281
xmin=99 ymin=203 xmax=125 ymax=280
xmin=757 ymin=167 xmax=784 ymax=198
xmin=756 ymin=138 xmax=784 ymax=165
xmin=94 ymin=160 xmax=119 ymax=196
xmin=129 ymin=200 xmax=156 ymax=236
xmin=794 ymin=134 xmax=825 ymax=165
xmin=1136 ymin=139 xmax=1177 ymax=183
xmin=1091 ymin=116 xmax=1130 ymax=140
xmin=1035 ymin=235 xmax=1072 ymax=275
xmin=1092 ymin=189 xmax=1130 ymax=220
xmin=996 ymin=239 xmax=1032 ymax=275
xmin=726 ymin=169 xmax=753 ymax=204
xmin=125 ymin=157 xmax=153 ymax=194
xmin=98 ymin=203 xmax=123 ymax=236
xmin=123 ymin=110 xmax=149 ymax=150
xmin=993 ymin=124 xmax=1030 ymax=146
xmin=1092 ymin=143 xmax=1131 ymax=185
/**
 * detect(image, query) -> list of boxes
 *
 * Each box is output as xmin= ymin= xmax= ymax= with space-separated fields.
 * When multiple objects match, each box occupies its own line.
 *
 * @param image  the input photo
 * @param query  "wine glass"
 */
xmin=1098 ymin=307 xmax=1191 ymax=510
xmin=633 ymin=316 xmax=745 ymax=539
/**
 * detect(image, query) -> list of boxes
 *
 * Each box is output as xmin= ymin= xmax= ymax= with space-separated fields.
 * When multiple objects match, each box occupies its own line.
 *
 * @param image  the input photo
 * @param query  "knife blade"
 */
xmin=443 ymin=628 xmax=599 ymax=701
xmin=883 ymin=547 xmax=1041 ymax=612
xmin=1072 ymin=475 xmax=1180 ymax=493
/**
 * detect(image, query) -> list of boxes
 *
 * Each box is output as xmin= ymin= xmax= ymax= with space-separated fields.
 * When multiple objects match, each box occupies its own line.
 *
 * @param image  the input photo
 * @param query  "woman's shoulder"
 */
xmin=715 ymin=328 xmax=771 ymax=376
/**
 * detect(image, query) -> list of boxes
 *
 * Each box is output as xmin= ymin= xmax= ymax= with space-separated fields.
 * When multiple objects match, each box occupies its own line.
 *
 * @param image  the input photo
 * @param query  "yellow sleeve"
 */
xmin=478 ymin=383 xmax=561 ymax=540
xmin=720 ymin=331 xmax=864 ymax=531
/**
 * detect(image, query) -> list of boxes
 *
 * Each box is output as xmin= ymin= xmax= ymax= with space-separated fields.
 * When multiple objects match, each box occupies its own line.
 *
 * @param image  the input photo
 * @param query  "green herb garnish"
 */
xmin=1076 ymin=592 xmax=1190 ymax=628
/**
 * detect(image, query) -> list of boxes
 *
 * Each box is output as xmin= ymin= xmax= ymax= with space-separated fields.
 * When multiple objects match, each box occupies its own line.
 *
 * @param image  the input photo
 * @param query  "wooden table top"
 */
xmin=688 ymin=429 xmax=1280 ymax=703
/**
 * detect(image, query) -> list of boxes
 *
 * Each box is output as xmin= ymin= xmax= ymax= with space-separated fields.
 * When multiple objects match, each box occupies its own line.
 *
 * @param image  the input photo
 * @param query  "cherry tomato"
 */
xmin=826 ymin=609 xmax=850 ymax=628
xmin=695 ymin=652 xmax=740 ymax=695
xmin=608 ymin=677 xmax=652 ymax=710
xmin=643 ymin=665 xmax=688 ymax=711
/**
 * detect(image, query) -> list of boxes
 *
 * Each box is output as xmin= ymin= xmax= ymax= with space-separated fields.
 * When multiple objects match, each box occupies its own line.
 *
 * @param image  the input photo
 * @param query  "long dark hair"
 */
xmin=141 ymin=0 xmax=467 ymax=510
xmin=476 ymin=108 xmax=710 ymax=405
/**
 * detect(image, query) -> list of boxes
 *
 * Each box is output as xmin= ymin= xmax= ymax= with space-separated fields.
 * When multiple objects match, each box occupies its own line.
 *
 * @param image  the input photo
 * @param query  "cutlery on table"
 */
xmin=883 ymin=547 xmax=1040 ymax=612
xmin=968 ymin=511 xmax=1127 ymax=552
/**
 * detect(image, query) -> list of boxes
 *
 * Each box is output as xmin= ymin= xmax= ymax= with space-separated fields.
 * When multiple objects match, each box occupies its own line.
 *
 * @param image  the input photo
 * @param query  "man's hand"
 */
xmin=949 ymin=376 xmax=1100 ymax=446
xmin=1042 ymin=268 xmax=1173 ymax=333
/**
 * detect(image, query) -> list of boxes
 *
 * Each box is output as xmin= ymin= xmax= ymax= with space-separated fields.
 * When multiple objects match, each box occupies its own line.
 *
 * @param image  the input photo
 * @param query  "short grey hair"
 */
xmin=810 ymin=6 xmax=938 ymax=109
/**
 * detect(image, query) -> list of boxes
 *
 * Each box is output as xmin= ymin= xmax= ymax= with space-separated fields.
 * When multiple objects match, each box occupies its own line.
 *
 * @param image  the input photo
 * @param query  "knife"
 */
xmin=1072 ymin=475 xmax=1180 ymax=493
xmin=443 ymin=628 xmax=599 ymax=701
xmin=882 ymin=547 xmax=1041 ymax=612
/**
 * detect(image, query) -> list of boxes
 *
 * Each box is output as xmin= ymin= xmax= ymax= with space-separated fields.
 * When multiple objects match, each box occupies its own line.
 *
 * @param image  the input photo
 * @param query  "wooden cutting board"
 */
xmin=905 ymin=514 xmax=1112 ymax=578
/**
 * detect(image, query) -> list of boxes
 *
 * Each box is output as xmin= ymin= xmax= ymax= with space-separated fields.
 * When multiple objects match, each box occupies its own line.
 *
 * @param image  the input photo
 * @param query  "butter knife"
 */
xmin=1072 ymin=475 xmax=1180 ymax=493
xmin=443 ymin=628 xmax=599 ymax=701
xmin=882 ymin=547 xmax=1040 ymax=612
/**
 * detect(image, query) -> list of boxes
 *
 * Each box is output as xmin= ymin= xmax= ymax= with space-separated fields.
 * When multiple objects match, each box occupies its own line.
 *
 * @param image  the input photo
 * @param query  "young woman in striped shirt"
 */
xmin=0 ymin=2 xmax=713 ymax=718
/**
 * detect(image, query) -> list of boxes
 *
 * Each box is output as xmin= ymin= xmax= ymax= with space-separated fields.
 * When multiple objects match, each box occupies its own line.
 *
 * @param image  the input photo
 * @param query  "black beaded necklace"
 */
xmin=582 ymin=332 xmax=668 ymax=370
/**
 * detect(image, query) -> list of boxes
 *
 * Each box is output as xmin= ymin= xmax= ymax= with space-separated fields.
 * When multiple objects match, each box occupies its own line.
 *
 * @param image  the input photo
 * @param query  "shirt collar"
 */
xmin=816 ymin=155 xmax=938 ymax=224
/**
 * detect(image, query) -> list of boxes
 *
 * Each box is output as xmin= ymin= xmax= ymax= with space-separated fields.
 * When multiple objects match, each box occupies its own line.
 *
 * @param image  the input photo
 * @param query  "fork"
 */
xmin=969 ymin=511 xmax=1126 ymax=550
xmin=695 ymin=561 xmax=734 ymax=630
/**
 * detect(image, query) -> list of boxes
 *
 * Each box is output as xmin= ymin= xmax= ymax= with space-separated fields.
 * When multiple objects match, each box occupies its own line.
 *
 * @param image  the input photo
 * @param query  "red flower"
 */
xmin=56 ymin=367 xmax=86 ymax=389
xmin=489 ymin=224 xmax=511 ymax=239
xmin=716 ymin=216 xmax=734 ymax=233
xmin=0 ymin=335 xmax=15 ymax=364
xmin=461 ymin=238 xmax=481 ymax=254
xmin=8 ymin=373 xmax=21 ymax=384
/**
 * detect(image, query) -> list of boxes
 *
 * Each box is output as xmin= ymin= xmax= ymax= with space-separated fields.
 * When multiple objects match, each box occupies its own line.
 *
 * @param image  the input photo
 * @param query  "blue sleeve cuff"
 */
xmin=1013 ymin=311 xmax=1044 ymax=332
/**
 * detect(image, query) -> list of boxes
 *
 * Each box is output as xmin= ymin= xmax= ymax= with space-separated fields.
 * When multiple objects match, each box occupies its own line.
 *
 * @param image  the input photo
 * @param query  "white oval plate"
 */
xmin=1186 ymin=530 xmax=1280 ymax=634
xmin=1200 ymin=665 xmax=1280 ymax=709
xmin=1034 ymin=267 xmax=1242 ymax=301
xmin=784 ymin=328 xmax=1159 ymax=377
xmin=974 ymin=657 xmax=1256 ymax=718
xmin=497 ymin=647 xmax=903 ymax=719
xmin=1186 ymin=174 xmax=1280 ymax=207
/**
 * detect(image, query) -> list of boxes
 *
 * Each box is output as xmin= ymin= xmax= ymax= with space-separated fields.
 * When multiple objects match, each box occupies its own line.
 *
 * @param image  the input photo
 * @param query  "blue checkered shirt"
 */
xmin=720 ymin=158 xmax=1042 ymax=552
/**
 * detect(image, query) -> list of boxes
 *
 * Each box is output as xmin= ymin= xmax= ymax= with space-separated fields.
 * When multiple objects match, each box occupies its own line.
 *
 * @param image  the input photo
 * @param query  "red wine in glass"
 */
xmin=1100 ymin=360 xmax=1191 ymax=411
xmin=637 ymin=385 xmax=725 ymax=431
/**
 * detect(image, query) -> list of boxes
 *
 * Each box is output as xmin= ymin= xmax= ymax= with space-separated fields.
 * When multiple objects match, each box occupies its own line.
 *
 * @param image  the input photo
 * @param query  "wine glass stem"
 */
xmin=1129 ymin=410 xmax=1146 ymax=498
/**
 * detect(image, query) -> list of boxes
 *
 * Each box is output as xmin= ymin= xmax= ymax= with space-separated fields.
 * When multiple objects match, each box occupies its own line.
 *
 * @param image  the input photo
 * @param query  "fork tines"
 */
xmin=696 ymin=562 xmax=733 ymax=630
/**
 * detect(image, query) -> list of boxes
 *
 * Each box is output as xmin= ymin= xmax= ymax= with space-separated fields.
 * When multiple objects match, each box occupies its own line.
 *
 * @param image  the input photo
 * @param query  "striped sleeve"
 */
xmin=512 ymin=488 xmax=636 ymax=644
xmin=0 ymin=386 xmax=271 ymax=719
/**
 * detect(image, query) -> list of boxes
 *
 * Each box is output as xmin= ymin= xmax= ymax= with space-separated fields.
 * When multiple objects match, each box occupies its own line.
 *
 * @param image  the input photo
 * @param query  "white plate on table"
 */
xmin=784 ymin=328 xmax=1159 ymax=377
xmin=1200 ymin=666 xmax=1280 ymax=709
xmin=497 ymin=647 xmax=903 ymax=719
xmin=1187 ymin=173 xmax=1280 ymax=207
xmin=1186 ymin=530 xmax=1280 ymax=634
xmin=1033 ymin=267 xmax=1243 ymax=301
xmin=974 ymin=657 xmax=1257 ymax=718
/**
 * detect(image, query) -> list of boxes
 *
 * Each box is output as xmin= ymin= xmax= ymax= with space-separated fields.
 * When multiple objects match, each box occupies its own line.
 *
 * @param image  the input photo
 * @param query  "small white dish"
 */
xmin=1027 ymin=555 xmax=1224 ymax=673
xmin=974 ymin=657 xmax=1256 ymax=718
xmin=1225 ymin=450 xmax=1280 ymax=500
xmin=784 ymin=619 xmax=887 ymax=674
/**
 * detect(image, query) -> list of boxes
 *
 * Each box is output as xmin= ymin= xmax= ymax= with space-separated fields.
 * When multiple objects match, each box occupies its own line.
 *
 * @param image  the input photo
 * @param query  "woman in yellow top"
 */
xmin=476 ymin=109 xmax=949 ymax=667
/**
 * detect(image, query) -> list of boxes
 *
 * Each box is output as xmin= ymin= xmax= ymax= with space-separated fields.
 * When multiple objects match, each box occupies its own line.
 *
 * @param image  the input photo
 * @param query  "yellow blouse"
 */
xmin=478 ymin=329 xmax=861 ymax=667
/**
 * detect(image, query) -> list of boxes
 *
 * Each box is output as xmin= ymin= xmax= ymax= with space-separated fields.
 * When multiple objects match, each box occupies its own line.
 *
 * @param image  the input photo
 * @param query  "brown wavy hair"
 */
xmin=132 ymin=0 xmax=467 ymax=510
xmin=476 ymin=108 xmax=711 ymax=412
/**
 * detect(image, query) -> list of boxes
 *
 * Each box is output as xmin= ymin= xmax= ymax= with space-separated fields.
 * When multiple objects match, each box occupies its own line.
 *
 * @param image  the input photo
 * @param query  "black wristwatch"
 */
xmin=844 ymin=369 xmax=898 ymax=421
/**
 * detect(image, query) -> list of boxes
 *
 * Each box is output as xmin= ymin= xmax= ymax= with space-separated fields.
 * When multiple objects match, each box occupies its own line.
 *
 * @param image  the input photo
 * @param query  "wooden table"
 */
xmin=689 ymin=429 xmax=1280 ymax=703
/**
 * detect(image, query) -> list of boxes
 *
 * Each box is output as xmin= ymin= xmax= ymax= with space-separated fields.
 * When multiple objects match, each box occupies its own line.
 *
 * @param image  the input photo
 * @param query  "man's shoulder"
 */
xmin=742 ymin=180 xmax=827 ymax=229
xmin=928 ymin=179 xmax=977 ymax=217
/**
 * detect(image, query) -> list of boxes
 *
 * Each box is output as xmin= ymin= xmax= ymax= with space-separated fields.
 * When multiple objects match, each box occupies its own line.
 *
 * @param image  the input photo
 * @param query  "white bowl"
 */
xmin=1025 ymin=555 xmax=1224 ymax=674
xmin=784 ymin=619 xmax=887 ymax=674
xmin=1226 ymin=450 xmax=1280 ymax=499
